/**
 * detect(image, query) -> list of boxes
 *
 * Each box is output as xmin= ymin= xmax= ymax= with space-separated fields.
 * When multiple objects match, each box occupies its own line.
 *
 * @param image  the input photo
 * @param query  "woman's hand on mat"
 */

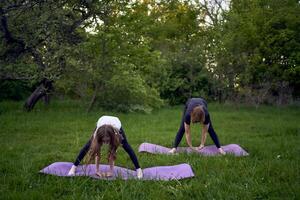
xmin=188 ymin=145 xmax=197 ymax=151
xmin=197 ymin=144 xmax=205 ymax=150
xmin=218 ymin=148 xmax=226 ymax=155
xmin=192 ymin=147 xmax=199 ymax=152
xmin=189 ymin=146 xmax=198 ymax=152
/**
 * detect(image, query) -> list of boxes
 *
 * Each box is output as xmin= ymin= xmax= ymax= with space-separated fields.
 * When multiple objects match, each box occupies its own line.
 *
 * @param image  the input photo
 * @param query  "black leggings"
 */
xmin=173 ymin=105 xmax=221 ymax=148
xmin=73 ymin=127 xmax=140 ymax=169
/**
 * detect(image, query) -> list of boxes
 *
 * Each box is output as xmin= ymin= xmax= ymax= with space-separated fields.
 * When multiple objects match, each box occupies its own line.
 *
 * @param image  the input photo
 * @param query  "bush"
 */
xmin=0 ymin=80 xmax=31 ymax=101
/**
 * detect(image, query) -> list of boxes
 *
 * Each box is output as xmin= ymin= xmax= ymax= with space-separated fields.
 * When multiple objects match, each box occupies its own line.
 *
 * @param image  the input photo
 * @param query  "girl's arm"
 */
xmin=107 ymin=155 xmax=115 ymax=177
xmin=95 ymin=154 xmax=100 ymax=174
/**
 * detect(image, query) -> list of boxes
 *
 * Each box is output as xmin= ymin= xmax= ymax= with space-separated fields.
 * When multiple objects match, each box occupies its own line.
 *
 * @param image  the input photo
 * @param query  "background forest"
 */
xmin=1 ymin=0 xmax=299 ymax=111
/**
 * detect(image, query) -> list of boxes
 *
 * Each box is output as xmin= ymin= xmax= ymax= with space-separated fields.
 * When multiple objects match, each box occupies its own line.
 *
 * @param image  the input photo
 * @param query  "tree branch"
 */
xmin=0 ymin=73 xmax=33 ymax=80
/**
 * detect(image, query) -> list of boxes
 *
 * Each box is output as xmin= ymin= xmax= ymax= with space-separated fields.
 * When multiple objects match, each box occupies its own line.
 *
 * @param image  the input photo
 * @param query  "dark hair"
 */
xmin=191 ymin=106 xmax=205 ymax=124
xmin=87 ymin=125 xmax=121 ymax=163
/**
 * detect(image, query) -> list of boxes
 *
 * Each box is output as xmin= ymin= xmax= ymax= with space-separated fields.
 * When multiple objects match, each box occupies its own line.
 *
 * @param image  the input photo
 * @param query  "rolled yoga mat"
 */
xmin=138 ymin=143 xmax=249 ymax=156
xmin=40 ymin=162 xmax=194 ymax=180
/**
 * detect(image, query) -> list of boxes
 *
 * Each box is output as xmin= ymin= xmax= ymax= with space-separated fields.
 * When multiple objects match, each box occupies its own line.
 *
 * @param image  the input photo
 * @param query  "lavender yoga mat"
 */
xmin=139 ymin=143 xmax=249 ymax=156
xmin=40 ymin=162 xmax=194 ymax=180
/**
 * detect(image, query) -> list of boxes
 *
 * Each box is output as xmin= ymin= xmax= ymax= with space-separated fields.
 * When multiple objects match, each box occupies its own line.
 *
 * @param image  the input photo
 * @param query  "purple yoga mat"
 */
xmin=40 ymin=162 xmax=194 ymax=181
xmin=138 ymin=143 xmax=249 ymax=156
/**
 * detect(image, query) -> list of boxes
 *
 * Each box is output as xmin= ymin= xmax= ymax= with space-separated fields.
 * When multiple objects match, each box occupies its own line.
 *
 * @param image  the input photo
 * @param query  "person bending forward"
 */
xmin=68 ymin=116 xmax=143 ymax=179
xmin=169 ymin=98 xmax=226 ymax=155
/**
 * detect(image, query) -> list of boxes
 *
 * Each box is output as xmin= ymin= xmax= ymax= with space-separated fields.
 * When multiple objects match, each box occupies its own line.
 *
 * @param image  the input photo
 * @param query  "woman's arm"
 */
xmin=184 ymin=123 xmax=193 ymax=148
xmin=200 ymin=124 xmax=209 ymax=147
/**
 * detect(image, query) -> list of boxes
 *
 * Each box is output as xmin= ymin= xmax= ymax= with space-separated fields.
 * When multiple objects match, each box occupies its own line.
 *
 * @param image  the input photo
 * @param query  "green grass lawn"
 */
xmin=0 ymin=100 xmax=299 ymax=199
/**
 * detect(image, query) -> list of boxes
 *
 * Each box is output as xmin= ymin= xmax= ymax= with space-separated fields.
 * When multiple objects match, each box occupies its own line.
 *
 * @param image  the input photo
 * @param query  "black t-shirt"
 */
xmin=184 ymin=98 xmax=210 ymax=125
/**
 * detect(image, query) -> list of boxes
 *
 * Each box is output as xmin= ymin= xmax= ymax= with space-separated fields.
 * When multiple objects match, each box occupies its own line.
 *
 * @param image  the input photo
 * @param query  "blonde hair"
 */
xmin=87 ymin=125 xmax=121 ymax=163
xmin=191 ymin=106 xmax=205 ymax=124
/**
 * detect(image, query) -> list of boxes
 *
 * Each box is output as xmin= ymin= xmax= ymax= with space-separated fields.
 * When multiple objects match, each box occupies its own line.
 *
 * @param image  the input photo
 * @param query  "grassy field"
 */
xmin=0 ymin=100 xmax=299 ymax=199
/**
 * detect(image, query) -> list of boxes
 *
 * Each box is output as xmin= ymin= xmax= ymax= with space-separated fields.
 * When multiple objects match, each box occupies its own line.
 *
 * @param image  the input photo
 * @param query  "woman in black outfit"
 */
xmin=169 ymin=98 xmax=226 ymax=155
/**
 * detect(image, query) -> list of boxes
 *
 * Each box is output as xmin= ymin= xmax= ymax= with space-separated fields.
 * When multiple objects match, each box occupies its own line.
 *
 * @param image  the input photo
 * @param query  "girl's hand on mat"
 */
xmin=96 ymin=172 xmax=112 ymax=177
xmin=136 ymin=168 xmax=143 ymax=179
xmin=106 ymin=171 xmax=113 ymax=177
xmin=218 ymin=148 xmax=226 ymax=155
xmin=96 ymin=171 xmax=103 ymax=177
xmin=67 ymin=165 xmax=77 ymax=176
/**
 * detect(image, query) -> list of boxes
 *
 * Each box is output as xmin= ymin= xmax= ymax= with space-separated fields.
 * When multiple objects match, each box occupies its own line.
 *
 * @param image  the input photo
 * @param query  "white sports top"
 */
xmin=96 ymin=116 xmax=122 ymax=130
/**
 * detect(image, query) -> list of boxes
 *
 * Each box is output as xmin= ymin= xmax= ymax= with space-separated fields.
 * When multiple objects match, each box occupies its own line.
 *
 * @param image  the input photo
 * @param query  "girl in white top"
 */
xmin=68 ymin=116 xmax=143 ymax=179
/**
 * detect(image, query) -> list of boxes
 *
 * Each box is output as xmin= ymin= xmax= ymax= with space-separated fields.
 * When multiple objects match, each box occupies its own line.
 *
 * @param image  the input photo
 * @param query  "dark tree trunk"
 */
xmin=24 ymin=79 xmax=53 ymax=111
xmin=43 ymin=93 xmax=50 ymax=105
xmin=86 ymin=84 xmax=98 ymax=113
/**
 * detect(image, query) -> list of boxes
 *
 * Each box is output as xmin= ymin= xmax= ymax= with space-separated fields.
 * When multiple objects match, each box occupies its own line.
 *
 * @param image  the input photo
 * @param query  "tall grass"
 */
xmin=0 ymin=100 xmax=299 ymax=199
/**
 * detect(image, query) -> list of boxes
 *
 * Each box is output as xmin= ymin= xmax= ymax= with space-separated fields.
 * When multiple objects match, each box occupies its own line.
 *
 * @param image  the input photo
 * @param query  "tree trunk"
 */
xmin=24 ymin=79 xmax=53 ymax=111
xmin=86 ymin=84 xmax=98 ymax=113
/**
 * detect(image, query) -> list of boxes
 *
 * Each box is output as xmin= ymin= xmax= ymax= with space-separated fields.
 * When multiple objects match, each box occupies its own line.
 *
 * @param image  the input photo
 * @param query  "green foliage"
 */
xmin=1 ymin=0 xmax=299 ymax=107
xmin=138 ymin=1 xmax=210 ymax=104
xmin=55 ymin=1 xmax=166 ymax=111
xmin=0 ymin=80 xmax=30 ymax=100
xmin=210 ymin=0 xmax=300 ymax=102
xmin=0 ymin=0 xmax=92 ymax=101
